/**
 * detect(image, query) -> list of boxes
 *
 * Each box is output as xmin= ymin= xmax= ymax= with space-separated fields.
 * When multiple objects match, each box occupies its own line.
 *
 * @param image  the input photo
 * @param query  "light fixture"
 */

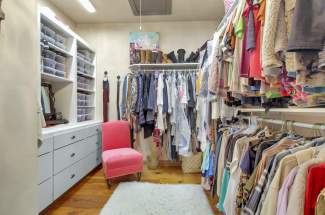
xmin=139 ymin=0 xmax=142 ymax=30
xmin=78 ymin=0 xmax=96 ymax=13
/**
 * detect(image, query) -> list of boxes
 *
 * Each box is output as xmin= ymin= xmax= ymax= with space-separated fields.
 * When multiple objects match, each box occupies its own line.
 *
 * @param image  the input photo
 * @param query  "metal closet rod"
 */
xmin=256 ymin=117 xmax=325 ymax=130
xmin=131 ymin=69 xmax=199 ymax=72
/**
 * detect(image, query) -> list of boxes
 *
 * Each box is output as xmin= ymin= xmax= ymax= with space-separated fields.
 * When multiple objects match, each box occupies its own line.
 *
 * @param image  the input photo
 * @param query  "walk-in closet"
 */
xmin=1 ymin=0 xmax=325 ymax=215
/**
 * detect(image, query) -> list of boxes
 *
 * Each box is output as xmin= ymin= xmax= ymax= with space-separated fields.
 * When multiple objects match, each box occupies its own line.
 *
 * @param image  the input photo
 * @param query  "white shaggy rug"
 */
xmin=100 ymin=182 xmax=214 ymax=215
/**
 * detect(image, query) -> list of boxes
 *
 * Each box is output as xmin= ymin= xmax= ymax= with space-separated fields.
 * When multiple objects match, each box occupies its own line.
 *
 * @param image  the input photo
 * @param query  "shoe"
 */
xmin=151 ymin=51 xmax=158 ymax=64
xmin=167 ymin=51 xmax=177 ymax=63
xmin=192 ymin=51 xmax=200 ymax=62
xmin=186 ymin=51 xmax=196 ymax=62
xmin=135 ymin=49 xmax=141 ymax=64
xmin=163 ymin=54 xmax=172 ymax=64
xmin=140 ymin=50 xmax=146 ymax=64
xmin=177 ymin=49 xmax=186 ymax=63
xmin=156 ymin=51 xmax=163 ymax=64
xmin=145 ymin=50 xmax=152 ymax=64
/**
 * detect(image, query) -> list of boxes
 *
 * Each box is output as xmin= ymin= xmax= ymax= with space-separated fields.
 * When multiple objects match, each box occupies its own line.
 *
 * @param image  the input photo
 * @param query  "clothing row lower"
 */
xmin=121 ymin=70 xmax=200 ymax=159
xmin=201 ymin=121 xmax=325 ymax=215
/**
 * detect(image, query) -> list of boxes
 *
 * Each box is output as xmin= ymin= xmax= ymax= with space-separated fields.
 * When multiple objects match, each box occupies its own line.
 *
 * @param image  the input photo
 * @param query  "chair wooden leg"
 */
xmin=106 ymin=179 xmax=112 ymax=189
xmin=137 ymin=172 xmax=142 ymax=181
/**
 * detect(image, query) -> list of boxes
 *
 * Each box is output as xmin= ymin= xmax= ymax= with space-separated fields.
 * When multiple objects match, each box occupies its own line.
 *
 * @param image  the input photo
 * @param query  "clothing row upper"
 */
xmin=201 ymin=119 xmax=325 ymax=215
xmin=205 ymin=0 xmax=325 ymax=108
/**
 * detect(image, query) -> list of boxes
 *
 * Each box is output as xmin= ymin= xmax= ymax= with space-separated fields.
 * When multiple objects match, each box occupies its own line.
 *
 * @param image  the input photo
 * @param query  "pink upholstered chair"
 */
xmin=102 ymin=121 xmax=143 ymax=187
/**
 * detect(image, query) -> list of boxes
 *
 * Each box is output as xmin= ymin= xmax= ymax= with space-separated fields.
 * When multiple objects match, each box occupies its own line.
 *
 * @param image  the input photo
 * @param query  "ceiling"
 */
xmin=48 ymin=0 xmax=224 ymax=24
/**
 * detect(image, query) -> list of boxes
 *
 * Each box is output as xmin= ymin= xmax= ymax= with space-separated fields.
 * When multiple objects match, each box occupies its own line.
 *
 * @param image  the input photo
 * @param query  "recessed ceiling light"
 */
xmin=78 ymin=0 xmax=96 ymax=13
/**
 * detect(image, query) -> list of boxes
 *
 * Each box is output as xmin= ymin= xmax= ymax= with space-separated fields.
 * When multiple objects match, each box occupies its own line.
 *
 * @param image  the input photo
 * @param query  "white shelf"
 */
xmin=47 ymin=42 xmax=73 ymax=57
xmin=129 ymin=63 xmax=199 ymax=71
xmin=238 ymin=108 xmax=325 ymax=114
xmin=41 ymin=72 xmax=72 ymax=83
xmin=77 ymin=72 xmax=95 ymax=79
xmin=77 ymin=88 xmax=95 ymax=94
xmin=77 ymin=56 xmax=94 ymax=67
xmin=77 ymin=106 xmax=95 ymax=108
xmin=42 ymin=120 xmax=102 ymax=136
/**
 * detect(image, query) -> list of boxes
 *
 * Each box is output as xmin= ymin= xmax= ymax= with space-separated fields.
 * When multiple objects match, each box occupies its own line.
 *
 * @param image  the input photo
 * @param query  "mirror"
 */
xmin=41 ymin=83 xmax=56 ymax=120
xmin=41 ymin=83 xmax=68 ymax=126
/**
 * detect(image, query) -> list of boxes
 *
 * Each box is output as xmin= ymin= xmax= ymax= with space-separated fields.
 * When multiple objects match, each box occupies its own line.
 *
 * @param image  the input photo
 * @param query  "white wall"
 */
xmin=0 ymin=0 xmax=39 ymax=215
xmin=76 ymin=21 xmax=216 ymax=120
xmin=39 ymin=0 xmax=76 ymax=31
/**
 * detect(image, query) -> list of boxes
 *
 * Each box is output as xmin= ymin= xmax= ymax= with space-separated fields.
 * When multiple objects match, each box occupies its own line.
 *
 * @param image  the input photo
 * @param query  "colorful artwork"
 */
xmin=129 ymin=32 xmax=160 ymax=50
xmin=129 ymin=32 xmax=160 ymax=64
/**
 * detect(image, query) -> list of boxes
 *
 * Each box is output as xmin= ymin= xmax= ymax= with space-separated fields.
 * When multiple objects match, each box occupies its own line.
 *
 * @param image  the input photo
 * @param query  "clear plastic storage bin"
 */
xmin=43 ymin=66 xmax=56 ymax=75
xmin=55 ymin=41 xmax=66 ymax=50
xmin=43 ymin=58 xmax=56 ymax=68
xmin=77 ymin=66 xmax=85 ymax=74
xmin=43 ymin=26 xmax=55 ymax=38
xmin=55 ymin=54 xmax=65 ymax=64
xmin=55 ymin=70 xmax=65 ymax=77
xmin=55 ymin=34 xmax=65 ymax=44
xmin=43 ymin=49 xmax=56 ymax=60
xmin=55 ymin=62 xmax=65 ymax=72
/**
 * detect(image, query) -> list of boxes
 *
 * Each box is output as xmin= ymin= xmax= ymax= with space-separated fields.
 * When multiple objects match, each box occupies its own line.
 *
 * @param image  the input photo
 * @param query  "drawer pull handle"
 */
xmin=71 ymin=135 xmax=76 ymax=140
xmin=70 ymin=153 xmax=76 ymax=157
xmin=70 ymin=174 xmax=75 ymax=179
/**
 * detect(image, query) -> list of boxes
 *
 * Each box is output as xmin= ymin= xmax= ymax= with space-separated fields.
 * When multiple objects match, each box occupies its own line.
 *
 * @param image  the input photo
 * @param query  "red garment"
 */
xmin=248 ymin=7 xmax=262 ymax=80
xmin=305 ymin=162 xmax=325 ymax=215
xmin=241 ymin=1 xmax=262 ymax=80
xmin=240 ymin=12 xmax=250 ymax=78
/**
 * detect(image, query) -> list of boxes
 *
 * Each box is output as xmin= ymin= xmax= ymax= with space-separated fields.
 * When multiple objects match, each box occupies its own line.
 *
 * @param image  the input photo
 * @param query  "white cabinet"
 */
xmin=38 ymin=123 xmax=101 ymax=213
xmin=53 ymin=134 xmax=98 ymax=174
xmin=38 ymin=152 xmax=53 ymax=184
xmin=53 ymin=151 xmax=97 ymax=200
xmin=38 ymin=137 xmax=53 ymax=156
xmin=38 ymin=178 xmax=53 ymax=212
xmin=53 ymin=125 xmax=99 ymax=149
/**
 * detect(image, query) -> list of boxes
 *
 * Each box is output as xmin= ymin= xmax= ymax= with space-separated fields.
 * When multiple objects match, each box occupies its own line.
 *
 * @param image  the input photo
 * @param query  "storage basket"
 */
xmin=181 ymin=152 xmax=202 ymax=173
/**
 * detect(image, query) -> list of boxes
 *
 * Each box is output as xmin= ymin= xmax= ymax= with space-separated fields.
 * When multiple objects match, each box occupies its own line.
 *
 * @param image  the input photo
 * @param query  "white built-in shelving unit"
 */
xmin=39 ymin=8 xmax=97 ymax=127
xmin=37 ymin=8 xmax=101 ymax=213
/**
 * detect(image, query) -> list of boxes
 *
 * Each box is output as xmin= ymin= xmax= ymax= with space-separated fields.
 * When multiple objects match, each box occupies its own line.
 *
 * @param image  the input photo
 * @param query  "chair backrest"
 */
xmin=102 ymin=120 xmax=131 ymax=151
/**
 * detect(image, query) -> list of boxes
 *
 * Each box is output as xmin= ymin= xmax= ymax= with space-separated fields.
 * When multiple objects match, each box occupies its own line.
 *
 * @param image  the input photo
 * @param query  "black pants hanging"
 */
xmin=103 ymin=79 xmax=109 ymax=122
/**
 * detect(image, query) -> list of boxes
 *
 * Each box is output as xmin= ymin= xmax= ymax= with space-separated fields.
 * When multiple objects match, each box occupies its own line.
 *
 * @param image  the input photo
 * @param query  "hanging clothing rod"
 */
xmin=257 ymin=118 xmax=325 ymax=130
xmin=132 ymin=69 xmax=199 ymax=73
xmin=238 ymin=115 xmax=325 ymax=130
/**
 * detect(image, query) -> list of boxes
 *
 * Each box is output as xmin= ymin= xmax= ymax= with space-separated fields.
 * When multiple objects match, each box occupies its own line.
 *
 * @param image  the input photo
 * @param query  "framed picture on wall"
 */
xmin=129 ymin=32 xmax=160 ymax=65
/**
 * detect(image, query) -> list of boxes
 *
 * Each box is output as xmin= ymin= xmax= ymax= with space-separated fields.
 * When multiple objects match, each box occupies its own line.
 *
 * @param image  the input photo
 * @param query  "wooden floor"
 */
xmin=42 ymin=165 xmax=221 ymax=215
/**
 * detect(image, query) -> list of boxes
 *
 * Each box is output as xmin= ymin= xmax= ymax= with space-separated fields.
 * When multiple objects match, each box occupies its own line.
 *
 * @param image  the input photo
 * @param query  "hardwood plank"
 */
xmin=41 ymin=166 xmax=221 ymax=215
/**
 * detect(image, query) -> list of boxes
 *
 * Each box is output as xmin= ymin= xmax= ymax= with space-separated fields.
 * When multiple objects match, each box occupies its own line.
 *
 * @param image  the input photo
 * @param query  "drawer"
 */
xmin=80 ymin=151 xmax=97 ymax=178
xmin=54 ymin=130 xmax=81 ymax=149
xmin=38 ymin=178 xmax=53 ymax=212
xmin=53 ymin=151 xmax=97 ymax=200
xmin=53 ymin=135 xmax=98 ymax=174
xmin=96 ymin=147 xmax=102 ymax=166
xmin=53 ymin=162 xmax=79 ymax=200
xmin=54 ymin=125 xmax=100 ymax=149
xmin=38 ymin=152 xmax=53 ymax=184
xmin=81 ymin=126 xmax=100 ymax=140
xmin=38 ymin=137 xmax=53 ymax=155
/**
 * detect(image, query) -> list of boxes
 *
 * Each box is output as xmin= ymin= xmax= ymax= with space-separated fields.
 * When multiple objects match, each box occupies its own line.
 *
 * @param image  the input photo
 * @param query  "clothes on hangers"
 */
xmin=202 ymin=115 xmax=325 ymax=215
xmin=124 ymin=69 xmax=199 ymax=160
xmin=205 ymin=0 xmax=325 ymax=108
